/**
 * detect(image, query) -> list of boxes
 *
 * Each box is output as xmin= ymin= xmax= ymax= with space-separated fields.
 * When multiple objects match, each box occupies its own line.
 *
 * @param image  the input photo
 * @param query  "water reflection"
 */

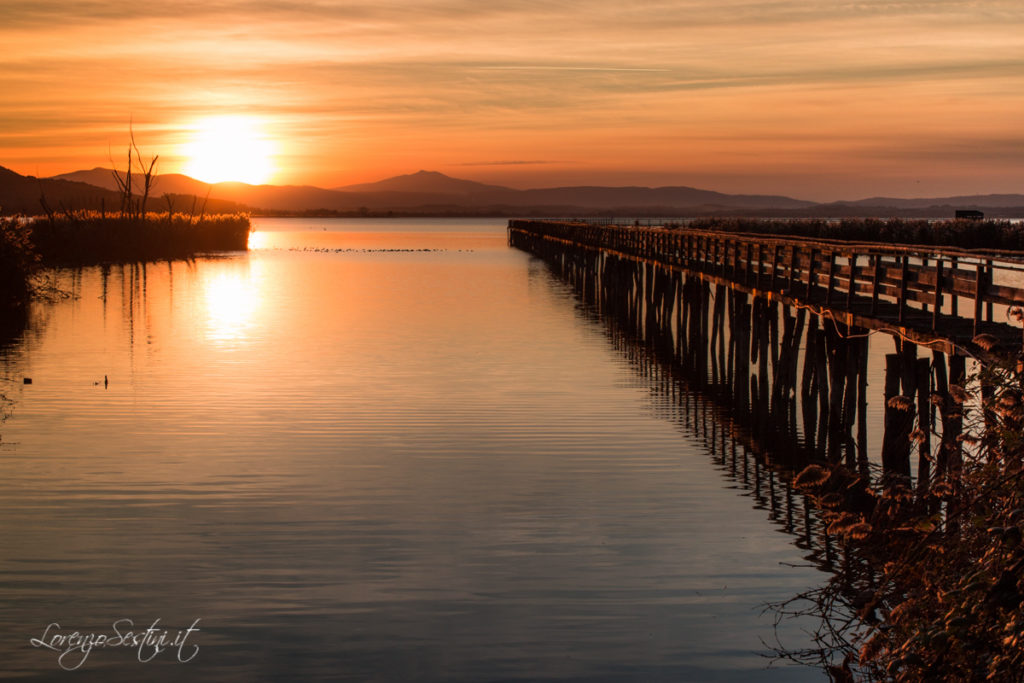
xmin=0 ymin=306 xmax=27 ymax=354
xmin=597 ymin=316 xmax=837 ymax=571
xmin=203 ymin=265 xmax=261 ymax=343
xmin=248 ymin=230 xmax=270 ymax=250
xmin=0 ymin=219 xmax=823 ymax=682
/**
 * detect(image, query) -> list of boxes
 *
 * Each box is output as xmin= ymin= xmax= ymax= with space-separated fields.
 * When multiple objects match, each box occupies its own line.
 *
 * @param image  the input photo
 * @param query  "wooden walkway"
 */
xmin=509 ymin=219 xmax=1024 ymax=361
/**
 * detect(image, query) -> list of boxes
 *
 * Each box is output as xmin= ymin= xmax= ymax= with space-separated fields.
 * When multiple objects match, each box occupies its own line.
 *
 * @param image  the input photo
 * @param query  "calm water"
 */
xmin=0 ymin=218 xmax=823 ymax=681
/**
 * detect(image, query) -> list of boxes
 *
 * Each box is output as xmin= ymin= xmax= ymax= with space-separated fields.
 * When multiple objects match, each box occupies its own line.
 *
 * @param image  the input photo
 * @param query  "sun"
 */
xmin=182 ymin=116 xmax=276 ymax=185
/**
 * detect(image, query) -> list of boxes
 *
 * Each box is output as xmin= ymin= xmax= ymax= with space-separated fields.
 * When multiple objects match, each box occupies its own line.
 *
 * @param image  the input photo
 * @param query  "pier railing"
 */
xmin=509 ymin=219 xmax=1024 ymax=357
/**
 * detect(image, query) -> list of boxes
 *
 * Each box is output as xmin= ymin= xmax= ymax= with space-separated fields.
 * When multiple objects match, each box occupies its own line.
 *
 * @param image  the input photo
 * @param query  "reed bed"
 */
xmin=683 ymin=217 xmax=1024 ymax=251
xmin=28 ymin=212 xmax=251 ymax=265
xmin=0 ymin=218 xmax=39 ymax=310
xmin=778 ymin=357 xmax=1024 ymax=681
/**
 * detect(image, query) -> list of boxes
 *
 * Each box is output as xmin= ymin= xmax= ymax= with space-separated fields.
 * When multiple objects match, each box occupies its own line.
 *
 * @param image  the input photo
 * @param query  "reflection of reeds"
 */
xmin=28 ymin=212 xmax=251 ymax=265
xmin=0 ymin=218 xmax=39 ymax=310
xmin=685 ymin=217 xmax=1024 ymax=251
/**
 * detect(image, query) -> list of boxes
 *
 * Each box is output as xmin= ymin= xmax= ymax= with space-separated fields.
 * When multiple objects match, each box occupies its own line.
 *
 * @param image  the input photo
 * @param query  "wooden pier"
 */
xmin=508 ymin=218 xmax=1024 ymax=482
xmin=607 ymin=304 xmax=838 ymax=568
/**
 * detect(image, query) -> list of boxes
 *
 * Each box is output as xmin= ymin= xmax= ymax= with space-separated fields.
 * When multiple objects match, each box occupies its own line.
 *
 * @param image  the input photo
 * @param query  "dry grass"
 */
xmin=775 ymin=359 xmax=1024 ymax=681
xmin=28 ymin=212 xmax=251 ymax=265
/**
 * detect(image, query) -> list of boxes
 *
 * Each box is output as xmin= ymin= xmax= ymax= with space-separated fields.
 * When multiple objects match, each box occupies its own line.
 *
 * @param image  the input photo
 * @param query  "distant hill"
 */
xmin=43 ymin=168 xmax=820 ymax=213
xmin=0 ymin=165 xmax=244 ymax=216
xmin=1 ymin=165 xmax=123 ymax=214
xmin=508 ymin=186 xmax=814 ymax=210
xmin=333 ymin=171 xmax=815 ymax=211
xmin=335 ymin=169 xmax=509 ymax=195
xmin=53 ymin=167 xmax=213 ymax=197
xmin=830 ymin=194 xmax=1024 ymax=210
xmin=6 ymin=166 xmax=1021 ymax=218
xmin=52 ymin=168 xmax=346 ymax=212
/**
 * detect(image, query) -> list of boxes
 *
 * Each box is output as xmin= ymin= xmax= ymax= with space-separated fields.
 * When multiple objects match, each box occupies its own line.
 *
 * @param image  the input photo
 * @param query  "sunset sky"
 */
xmin=2 ymin=0 xmax=1022 ymax=201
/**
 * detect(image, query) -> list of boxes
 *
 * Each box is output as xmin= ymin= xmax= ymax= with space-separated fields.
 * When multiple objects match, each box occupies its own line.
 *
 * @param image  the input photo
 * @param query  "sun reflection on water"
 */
xmin=248 ymin=231 xmax=270 ymax=250
xmin=204 ymin=266 xmax=261 ymax=343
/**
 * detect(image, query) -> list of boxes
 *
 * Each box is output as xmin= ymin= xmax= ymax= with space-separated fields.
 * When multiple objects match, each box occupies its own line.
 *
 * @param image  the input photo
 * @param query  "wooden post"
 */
xmin=871 ymin=254 xmax=881 ymax=316
xmin=882 ymin=353 xmax=912 ymax=476
xmin=841 ymin=332 xmax=859 ymax=467
xmin=982 ymin=371 xmax=997 ymax=458
xmin=772 ymin=309 xmax=796 ymax=416
xmin=916 ymin=357 xmax=932 ymax=492
xmin=857 ymin=334 xmax=870 ymax=474
xmin=788 ymin=308 xmax=807 ymax=435
xmin=921 ymin=257 xmax=930 ymax=314
xmin=950 ymin=256 xmax=959 ymax=318
xmin=933 ymin=258 xmax=943 ymax=330
xmin=716 ymin=285 xmax=727 ymax=386
xmin=736 ymin=297 xmax=751 ymax=417
xmin=759 ymin=243 xmax=767 ymax=289
xmin=758 ymin=302 xmax=771 ymax=440
xmin=710 ymin=286 xmax=722 ymax=386
xmin=788 ymin=245 xmax=798 ymax=291
xmin=975 ymin=261 xmax=985 ymax=337
xmin=746 ymin=243 xmax=754 ymax=287
xmin=899 ymin=255 xmax=909 ymax=324
xmin=802 ymin=316 xmax=819 ymax=452
xmin=847 ymin=253 xmax=857 ymax=309
xmin=986 ymin=259 xmax=994 ymax=322
xmin=815 ymin=319 xmax=831 ymax=454
xmin=768 ymin=301 xmax=780 ymax=373
xmin=948 ymin=353 xmax=966 ymax=476
xmin=805 ymin=249 xmax=816 ymax=300
xmin=825 ymin=324 xmax=847 ymax=462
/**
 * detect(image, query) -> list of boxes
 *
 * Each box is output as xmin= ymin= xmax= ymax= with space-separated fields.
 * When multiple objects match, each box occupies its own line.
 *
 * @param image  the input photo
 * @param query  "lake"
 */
xmin=0 ymin=218 xmax=824 ymax=681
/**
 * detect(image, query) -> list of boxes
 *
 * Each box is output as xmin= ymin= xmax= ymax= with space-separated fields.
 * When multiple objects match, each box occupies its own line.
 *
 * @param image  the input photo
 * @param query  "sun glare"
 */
xmin=182 ymin=116 xmax=275 ymax=185
xmin=204 ymin=269 xmax=261 ymax=343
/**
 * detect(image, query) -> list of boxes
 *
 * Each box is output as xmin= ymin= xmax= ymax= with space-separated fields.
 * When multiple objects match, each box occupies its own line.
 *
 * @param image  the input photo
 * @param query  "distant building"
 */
xmin=955 ymin=210 xmax=984 ymax=220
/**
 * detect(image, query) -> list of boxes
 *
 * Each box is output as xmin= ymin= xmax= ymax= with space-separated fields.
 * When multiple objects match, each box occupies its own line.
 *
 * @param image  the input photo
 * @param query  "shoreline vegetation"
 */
xmin=778 ymin=356 xmax=1024 ymax=681
xmin=684 ymin=216 xmax=1024 ymax=251
xmin=0 ymin=217 xmax=39 ymax=311
xmin=629 ymin=216 xmax=1024 ymax=252
xmin=30 ymin=212 xmax=251 ymax=264
xmin=0 ymin=212 xmax=250 ymax=311
xmin=1 ymin=137 xmax=250 ymax=311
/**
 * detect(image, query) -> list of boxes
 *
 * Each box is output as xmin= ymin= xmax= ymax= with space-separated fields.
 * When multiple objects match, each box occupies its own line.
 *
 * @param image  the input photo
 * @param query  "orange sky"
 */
xmin=2 ymin=1 xmax=1023 ymax=201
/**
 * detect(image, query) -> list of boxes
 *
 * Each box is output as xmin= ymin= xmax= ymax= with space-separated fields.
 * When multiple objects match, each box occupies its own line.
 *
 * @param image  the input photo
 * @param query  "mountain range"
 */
xmin=48 ymin=168 xmax=817 ymax=213
xmin=0 ymin=165 xmax=1021 ymax=218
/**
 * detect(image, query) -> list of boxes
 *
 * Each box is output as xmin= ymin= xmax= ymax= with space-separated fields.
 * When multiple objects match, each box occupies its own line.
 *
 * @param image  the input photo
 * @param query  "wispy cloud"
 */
xmin=476 ymin=66 xmax=671 ymax=73
xmin=457 ymin=160 xmax=557 ymax=166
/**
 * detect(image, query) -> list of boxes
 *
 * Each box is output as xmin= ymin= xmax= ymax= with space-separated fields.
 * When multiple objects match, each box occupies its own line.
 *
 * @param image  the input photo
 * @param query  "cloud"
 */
xmin=476 ymin=66 xmax=671 ymax=73
xmin=2 ymin=0 xmax=1023 ymax=196
xmin=457 ymin=160 xmax=557 ymax=166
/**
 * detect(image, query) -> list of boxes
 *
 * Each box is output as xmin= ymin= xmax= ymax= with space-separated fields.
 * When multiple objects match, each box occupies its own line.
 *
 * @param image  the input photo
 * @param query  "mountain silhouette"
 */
xmin=1 ymin=165 xmax=123 ymax=214
xmin=335 ymin=170 xmax=509 ymax=195
xmin=0 ymin=165 xmax=1019 ymax=217
xmin=53 ymin=167 xmax=212 ymax=197
xmin=46 ymin=168 xmax=818 ymax=212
